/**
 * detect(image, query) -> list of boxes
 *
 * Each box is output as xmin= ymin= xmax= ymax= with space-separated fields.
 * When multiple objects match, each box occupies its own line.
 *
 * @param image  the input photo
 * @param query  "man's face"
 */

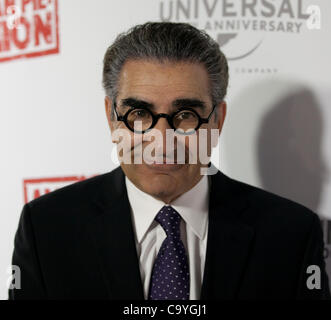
xmin=105 ymin=60 xmax=226 ymax=203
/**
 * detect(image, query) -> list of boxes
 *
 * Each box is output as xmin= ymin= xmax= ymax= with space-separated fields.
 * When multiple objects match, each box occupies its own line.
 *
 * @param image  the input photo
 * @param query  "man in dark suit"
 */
xmin=9 ymin=22 xmax=330 ymax=300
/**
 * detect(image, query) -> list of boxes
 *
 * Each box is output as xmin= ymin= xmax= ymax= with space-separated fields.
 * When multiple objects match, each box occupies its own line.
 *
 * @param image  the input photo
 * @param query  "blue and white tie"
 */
xmin=148 ymin=205 xmax=190 ymax=300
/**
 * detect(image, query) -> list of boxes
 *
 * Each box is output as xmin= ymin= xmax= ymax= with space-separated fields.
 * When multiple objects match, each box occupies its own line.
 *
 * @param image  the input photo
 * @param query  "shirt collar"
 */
xmin=125 ymin=175 xmax=209 ymax=243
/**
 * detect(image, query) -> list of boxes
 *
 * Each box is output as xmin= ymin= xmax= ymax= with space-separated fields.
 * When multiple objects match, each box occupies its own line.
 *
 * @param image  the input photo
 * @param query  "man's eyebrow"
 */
xmin=172 ymin=99 xmax=207 ymax=110
xmin=119 ymin=97 xmax=207 ymax=111
xmin=119 ymin=98 xmax=154 ymax=109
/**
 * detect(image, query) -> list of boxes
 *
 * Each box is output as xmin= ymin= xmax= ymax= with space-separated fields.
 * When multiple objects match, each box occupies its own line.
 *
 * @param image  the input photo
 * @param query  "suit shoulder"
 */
xmin=224 ymin=174 xmax=319 ymax=229
xmin=26 ymin=166 xmax=123 ymax=215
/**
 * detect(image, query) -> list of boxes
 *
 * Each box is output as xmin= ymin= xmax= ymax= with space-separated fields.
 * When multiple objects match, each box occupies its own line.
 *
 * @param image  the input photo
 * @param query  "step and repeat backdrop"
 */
xmin=0 ymin=0 xmax=330 ymax=299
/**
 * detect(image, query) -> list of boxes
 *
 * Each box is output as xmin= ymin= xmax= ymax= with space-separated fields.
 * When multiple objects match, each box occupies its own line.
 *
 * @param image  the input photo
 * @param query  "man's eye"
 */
xmin=178 ymin=112 xmax=195 ymax=120
xmin=138 ymin=110 xmax=147 ymax=117
xmin=131 ymin=109 xmax=149 ymax=118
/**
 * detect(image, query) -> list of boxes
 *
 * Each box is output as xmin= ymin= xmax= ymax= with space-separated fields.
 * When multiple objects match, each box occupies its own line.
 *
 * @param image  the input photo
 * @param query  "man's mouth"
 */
xmin=142 ymin=154 xmax=187 ymax=171
xmin=143 ymin=154 xmax=186 ymax=165
xmin=145 ymin=161 xmax=185 ymax=172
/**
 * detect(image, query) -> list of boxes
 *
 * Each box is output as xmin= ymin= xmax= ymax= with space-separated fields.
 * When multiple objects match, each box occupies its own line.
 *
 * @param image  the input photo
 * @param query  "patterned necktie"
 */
xmin=148 ymin=205 xmax=190 ymax=300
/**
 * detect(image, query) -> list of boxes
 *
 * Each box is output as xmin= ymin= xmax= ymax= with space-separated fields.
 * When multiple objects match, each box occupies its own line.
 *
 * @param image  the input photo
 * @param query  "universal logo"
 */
xmin=159 ymin=0 xmax=321 ymax=61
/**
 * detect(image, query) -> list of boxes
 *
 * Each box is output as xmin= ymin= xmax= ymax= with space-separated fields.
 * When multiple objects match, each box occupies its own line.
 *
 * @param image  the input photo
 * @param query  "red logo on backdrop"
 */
xmin=23 ymin=175 xmax=97 ymax=203
xmin=0 ymin=0 xmax=59 ymax=63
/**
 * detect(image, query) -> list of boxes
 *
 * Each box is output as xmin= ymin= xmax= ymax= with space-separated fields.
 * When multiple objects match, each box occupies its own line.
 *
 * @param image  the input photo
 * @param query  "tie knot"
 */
xmin=155 ymin=205 xmax=181 ymax=238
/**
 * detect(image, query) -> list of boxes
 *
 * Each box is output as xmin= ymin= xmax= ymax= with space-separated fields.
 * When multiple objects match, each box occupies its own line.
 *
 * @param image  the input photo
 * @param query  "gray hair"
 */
xmin=102 ymin=22 xmax=229 ymax=120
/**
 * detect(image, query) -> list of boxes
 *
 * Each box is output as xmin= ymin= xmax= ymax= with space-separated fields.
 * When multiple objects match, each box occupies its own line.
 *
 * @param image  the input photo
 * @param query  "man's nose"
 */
xmin=152 ymin=115 xmax=173 ymax=153
xmin=153 ymin=114 xmax=172 ymax=132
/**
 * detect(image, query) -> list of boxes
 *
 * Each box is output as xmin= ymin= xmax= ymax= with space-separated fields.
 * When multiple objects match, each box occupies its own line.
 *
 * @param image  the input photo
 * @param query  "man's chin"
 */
xmin=139 ymin=179 xmax=177 ymax=202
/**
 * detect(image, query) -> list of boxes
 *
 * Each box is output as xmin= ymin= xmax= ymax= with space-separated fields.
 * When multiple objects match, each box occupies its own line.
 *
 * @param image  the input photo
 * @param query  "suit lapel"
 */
xmin=200 ymin=171 xmax=255 ymax=299
xmin=84 ymin=166 xmax=254 ymax=300
xmin=85 ymin=167 xmax=144 ymax=299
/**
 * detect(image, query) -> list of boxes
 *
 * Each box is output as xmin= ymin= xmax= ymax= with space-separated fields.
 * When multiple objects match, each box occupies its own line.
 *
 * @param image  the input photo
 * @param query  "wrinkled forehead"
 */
xmin=116 ymin=59 xmax=213 ymax=109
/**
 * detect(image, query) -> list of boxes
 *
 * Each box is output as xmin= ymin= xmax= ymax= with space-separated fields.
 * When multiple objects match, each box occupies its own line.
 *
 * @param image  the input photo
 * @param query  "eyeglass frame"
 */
xmin=113 ymin=101 xmax=217 ymax=135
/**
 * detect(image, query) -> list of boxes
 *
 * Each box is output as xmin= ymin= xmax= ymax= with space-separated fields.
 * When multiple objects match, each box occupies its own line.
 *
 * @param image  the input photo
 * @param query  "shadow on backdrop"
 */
xmin=257 ymin=88 xmax=331 ymax=288
xmin=257 ymin=88 xmax=328 ymax=213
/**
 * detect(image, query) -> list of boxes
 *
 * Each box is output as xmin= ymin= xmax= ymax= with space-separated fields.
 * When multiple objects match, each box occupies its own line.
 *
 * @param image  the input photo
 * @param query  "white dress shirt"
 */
xmin=125 ymin=175 xmax=210 ymax=300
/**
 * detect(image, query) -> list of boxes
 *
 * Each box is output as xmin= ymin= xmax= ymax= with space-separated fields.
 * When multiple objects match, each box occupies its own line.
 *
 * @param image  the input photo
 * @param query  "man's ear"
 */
xmin=216 ymin=101 xmax=227 ymax=134
xmin=209 ymin=101 xmax=226 ymax=150
xmin=105 ymin=96 xmax=115 ymax=134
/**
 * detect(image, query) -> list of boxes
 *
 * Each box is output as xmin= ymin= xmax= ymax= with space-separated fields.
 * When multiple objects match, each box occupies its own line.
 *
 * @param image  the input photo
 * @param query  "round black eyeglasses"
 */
xmin=113 ymin=103 xmax=217 ymax=135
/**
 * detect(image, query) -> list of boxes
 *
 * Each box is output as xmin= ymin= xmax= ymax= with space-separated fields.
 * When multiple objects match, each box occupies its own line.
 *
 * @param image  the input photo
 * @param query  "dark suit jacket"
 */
xmin=8 ymin=166 xmax=330 ymax=299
